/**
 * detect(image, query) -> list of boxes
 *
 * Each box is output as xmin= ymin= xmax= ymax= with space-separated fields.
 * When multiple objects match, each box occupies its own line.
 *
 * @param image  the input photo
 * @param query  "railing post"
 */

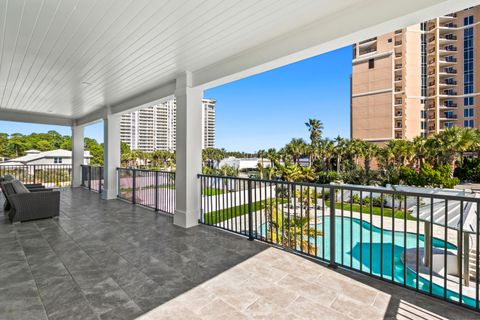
xmin=329 ymin=185 xmax=337 ymax=268
xmin=88 ymin=166 xmax=92 ymax=190
xmin=248 ymin=179 xmax=254 ymax=240
xmin=155 ymin=171 xmax=159 ymax=212
xmin=33 ymin=165 xmax=36 ymax=184
xmin=132 ymin=169 xmax=136 ymax=205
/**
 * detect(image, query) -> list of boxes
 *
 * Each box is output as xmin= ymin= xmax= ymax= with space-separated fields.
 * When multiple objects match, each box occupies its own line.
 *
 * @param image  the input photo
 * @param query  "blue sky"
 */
xmin=0 ymin=45 xmax=352 ymax=152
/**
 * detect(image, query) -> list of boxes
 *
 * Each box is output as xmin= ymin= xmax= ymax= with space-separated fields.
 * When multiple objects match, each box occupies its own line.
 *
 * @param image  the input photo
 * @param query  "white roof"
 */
xmin=396 ymin=185 xmax=479 ymax=234
xmin=0 ymin=149 xmax=92 ymax=165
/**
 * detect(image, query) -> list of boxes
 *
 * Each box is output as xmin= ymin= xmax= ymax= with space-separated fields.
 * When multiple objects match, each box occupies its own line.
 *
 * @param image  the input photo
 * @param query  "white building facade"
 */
xmin=120 ymin=99 xmax=215 ymax=152
xmin=0 ymin=149 xmax=92 ymax=166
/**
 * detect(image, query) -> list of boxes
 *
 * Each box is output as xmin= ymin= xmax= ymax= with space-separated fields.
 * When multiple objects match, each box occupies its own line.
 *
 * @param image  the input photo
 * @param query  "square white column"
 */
xmin=102 ymin=110 xmax=121 ymax=200
xmin=71 ymin=125 xmax=84 ymax=187
xmin=174 ymin=72 xmax=203 ymax=228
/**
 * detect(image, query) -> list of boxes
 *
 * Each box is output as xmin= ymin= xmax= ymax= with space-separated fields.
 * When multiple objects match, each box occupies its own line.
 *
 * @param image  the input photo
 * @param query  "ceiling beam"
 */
xmin=75 ymin=80 xmax=176 ymax=126
xmin=0 ymin=109 xmax=72 ymax=126
xmin=192 ymin=0 xmax=478 ymax=89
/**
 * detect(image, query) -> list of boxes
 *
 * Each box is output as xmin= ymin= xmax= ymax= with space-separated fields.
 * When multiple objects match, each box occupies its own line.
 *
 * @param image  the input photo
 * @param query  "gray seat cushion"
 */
xmin=11 ymin=180 xmax=30 ymax=194
xmin=4 ymin=175 xmax=16 ymax=181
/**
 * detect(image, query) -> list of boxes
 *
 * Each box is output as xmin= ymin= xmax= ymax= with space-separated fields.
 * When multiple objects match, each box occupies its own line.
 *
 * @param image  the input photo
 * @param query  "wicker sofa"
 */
xmin=1 ymin=179 xmax=60 ymax=223
xmin=0 ymin=175 xmax=50 ymax=210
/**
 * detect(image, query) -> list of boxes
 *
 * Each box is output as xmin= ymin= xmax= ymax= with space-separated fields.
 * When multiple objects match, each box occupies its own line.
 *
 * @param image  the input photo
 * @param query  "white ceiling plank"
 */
xmin=0 ymin=0 xmax=478 ymax=125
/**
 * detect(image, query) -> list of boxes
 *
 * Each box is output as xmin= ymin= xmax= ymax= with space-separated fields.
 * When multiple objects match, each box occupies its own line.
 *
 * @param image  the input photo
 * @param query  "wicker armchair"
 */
xmin=1 ymin=181 xmax=60 ymax=223
xmin=1 ymin=175 xmax=51 ymax=210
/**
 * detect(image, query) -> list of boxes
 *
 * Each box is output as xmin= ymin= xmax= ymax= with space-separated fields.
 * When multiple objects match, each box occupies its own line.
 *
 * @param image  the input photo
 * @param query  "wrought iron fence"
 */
xmin=0 ymin=164 xmax=72 ymax=188
xmin=80 ymin=165 xmax=103 ymax=193
xmin=117 ymin=168 xmax=175 ymax=214
xmin=198 ymin=174 xmax=480 ymax=312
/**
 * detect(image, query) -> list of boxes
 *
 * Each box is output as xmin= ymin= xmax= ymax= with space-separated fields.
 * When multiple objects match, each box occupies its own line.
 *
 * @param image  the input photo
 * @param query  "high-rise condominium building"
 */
xmin=120 ymin=99 xmax=215 ymax=152
xmin=351 ymin=6 xmax=479 ymax=142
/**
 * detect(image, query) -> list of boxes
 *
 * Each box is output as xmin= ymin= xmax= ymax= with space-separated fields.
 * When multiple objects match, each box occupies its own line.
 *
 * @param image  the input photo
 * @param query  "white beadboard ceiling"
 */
xmin=0 ymin=0 xmax=477 ymax=123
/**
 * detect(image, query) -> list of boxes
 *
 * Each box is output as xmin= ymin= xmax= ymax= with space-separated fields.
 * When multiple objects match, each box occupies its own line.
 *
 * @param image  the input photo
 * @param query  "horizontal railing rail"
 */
xmin=80 ymin=165 xmax=103 ymax=193
xmin=0 ymin=164 xmax=72 ymax=188
xmin=198 ymin=174 xmax=480 ymax=312
xmin=117 ymin=168 xmax=175 ymax=214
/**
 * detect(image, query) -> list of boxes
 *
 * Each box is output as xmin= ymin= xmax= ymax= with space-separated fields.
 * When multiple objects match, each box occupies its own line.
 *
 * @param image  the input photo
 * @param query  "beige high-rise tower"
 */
xmin=351 ymin=6 xmax=480 ymax=142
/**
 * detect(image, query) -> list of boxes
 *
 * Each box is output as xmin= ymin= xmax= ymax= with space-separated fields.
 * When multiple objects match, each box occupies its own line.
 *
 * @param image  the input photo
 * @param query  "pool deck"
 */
xmin=0 ymin=188 xmax=478 ymax=319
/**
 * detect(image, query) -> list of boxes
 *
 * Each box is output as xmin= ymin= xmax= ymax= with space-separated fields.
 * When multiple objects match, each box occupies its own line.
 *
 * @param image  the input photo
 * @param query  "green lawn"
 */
xmin=204 ymin=199 xmax=287 ymax=225
xmin=326 ymin=201 xmax=414 ymax=220
xmin=202 ymin=188 xmax=224 ymax=196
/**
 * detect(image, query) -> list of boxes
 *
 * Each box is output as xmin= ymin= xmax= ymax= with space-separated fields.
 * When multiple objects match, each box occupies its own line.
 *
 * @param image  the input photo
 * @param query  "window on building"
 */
xmin=388 ymin=38 xmax=392 ymax=43
xmin=465 ymin=120 xmax=469 ymax=127
xmin=470 ymin=120 xmax=474 ymax=128
xmin=421 ymin=121 xmax=426 ymax=130
xmin=368 ymin=59 xmax=374 ymax=69
xmin=421 ymin=110 xmax=426 ymax=119
xmin=54 ymin=157 xmax=62 ymax=164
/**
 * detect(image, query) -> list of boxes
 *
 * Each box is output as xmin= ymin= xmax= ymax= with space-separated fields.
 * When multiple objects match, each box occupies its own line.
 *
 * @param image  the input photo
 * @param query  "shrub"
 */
xmin=372 ymin=196 xmax=385 ymax=207
xmin=351 ymin=193 xmax=360 ymax=204
xmin=455 ymin=158 xmax=480 ymax=182
xmin=399 ymin=163 xmax=459 ymax=188
xmin=318 ymin=170 xmax=342 ymax=184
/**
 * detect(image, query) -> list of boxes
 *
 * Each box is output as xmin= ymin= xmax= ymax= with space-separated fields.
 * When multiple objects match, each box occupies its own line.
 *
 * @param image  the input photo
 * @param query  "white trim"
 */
xmin=0 ymin=109 xmax=72 ymax=126
xmin=75 ymin=81 xmax=176 ymax=126
xmin=352 ymin=88 xmax=393 ymax=98
xmin=352 ymin=51 xmax=392 ymax=64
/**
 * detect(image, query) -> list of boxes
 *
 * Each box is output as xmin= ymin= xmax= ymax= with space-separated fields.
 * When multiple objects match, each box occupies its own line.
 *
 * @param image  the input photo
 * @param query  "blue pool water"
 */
xmin=261 ymin=216 xmax=476 ymax=307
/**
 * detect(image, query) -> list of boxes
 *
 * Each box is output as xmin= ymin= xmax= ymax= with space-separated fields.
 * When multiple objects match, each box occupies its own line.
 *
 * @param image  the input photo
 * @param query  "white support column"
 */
xmin=71 ymin=124 xmax=84 ymax=187
xmin=102 ymin=109 xmax=121 ymax=200
xmin=174 ymin=72 xmax=203 ymax=228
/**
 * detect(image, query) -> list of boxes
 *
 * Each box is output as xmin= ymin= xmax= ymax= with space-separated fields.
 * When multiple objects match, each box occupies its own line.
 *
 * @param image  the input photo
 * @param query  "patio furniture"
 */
xmin=0 ymin=175 xmax=51 ymax=210
xmin=1 ymin=180 xmax=59 ymax=223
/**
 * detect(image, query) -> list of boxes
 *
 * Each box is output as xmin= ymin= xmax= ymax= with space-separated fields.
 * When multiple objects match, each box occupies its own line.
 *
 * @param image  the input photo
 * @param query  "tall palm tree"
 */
xmin=266 ymin=148 xmax=277 ymax=167
xmin=317 ymin=139 xmax=334 ymax=170
xmin=284 ymin=138 xmax=307 ymax=164
xmin=436 ymin=127 xmax=472 ymax=177
xmin=333 ymin=135 xmax=347 ymax=173
xmin=361 ymin=141 xmax=379 ymax=175
xmin=346 ymin=139 xmax=363 ymax=166
xmin=413 ymin=136 xmax=427 ymax=169
xmin=305 ymin=119 xmax=324 ymax=165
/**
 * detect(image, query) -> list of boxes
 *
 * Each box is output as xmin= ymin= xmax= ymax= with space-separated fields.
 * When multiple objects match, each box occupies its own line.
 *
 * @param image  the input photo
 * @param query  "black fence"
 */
xmin=117 ymin=168 xmax=175 ymax=214
xmin=0 ymin=164 xmax=72 ymax=188
xmin=80 ymin=165 xmax=103 ymax=193
xmin=198 ymin=174 xmax=480 ymax=312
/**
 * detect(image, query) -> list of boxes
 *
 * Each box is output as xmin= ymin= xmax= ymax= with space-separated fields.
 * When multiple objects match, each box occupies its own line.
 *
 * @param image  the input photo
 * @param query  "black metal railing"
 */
xmin=198 ymin=174 xmax=480 ymax=312
xmin=0 ymin=164 xmax=72 ymax=188
xmin=80 ymin=165 xmax=103 ymax=193
xmin=117 ymin=168 xmax=175 ymax=214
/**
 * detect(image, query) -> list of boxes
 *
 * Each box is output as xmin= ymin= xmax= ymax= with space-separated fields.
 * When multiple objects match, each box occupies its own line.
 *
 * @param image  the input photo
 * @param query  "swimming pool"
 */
xmin=261 ymin=216 xmax=476 ymax=307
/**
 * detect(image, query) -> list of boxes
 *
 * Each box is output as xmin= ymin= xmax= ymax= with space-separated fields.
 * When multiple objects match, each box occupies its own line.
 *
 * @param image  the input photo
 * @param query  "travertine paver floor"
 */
xmin=0 ymin=188 xmax=479 ymax=319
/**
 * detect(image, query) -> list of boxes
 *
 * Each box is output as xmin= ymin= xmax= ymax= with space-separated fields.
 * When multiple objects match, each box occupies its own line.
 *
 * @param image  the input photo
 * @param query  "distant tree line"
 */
xmin=0 ymin=131 xmax=105 ymax=165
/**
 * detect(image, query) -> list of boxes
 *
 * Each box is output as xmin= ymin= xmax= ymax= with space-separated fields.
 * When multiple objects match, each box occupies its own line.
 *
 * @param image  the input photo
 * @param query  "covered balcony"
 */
xmin=0 ymin=0 xmax=479 ymax=319
xmin=1 ymin=188 xmax=479 ymax=319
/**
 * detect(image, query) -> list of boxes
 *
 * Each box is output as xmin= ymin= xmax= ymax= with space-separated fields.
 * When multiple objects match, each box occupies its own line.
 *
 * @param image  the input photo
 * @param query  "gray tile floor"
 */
xmin=0 ymin=188 xmax=479 ymax=319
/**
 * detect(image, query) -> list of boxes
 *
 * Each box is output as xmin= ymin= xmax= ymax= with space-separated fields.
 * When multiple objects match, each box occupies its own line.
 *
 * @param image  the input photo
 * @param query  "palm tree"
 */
xmin=413 ymin=136 xmax=427 ymax=169
xmin=361 ymin=141 xmax=379 ymax=175
xmin=317 ymin=139 xmax=334 ymax=170
xmin=436 ymin=127 xmax=472 ymax=177
xmin=266 ymin=148 xmax=277 ymax=167
xmin=284 ymin=138 xmax=307 ymax=164
xmin=263 ymin=198 xmax=322 ymax=255
xmin=305 ymin=119 xmax=324 ymax=165
xmin=346 ymin=139 xmax=363 ymax=166
xmin=333 ymin=135 xmax=347 ymax=173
